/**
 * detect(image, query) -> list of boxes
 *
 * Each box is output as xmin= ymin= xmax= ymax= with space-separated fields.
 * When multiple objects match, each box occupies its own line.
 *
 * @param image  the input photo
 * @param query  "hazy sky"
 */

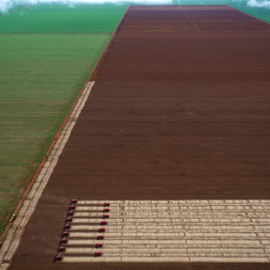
xmin=1 ymin=0 xmax=270 ymax=13
xmin=247 ymin=0 xmax=270 ymax=8
xmin=0 ymin=0 xmax=170 ymax=13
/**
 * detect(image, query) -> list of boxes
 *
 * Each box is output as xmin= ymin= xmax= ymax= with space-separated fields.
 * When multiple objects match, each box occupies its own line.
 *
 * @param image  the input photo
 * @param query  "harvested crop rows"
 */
xmin=5 ymin=5 xmax=270 ymax=270
xmin=59 ymin=200 xmax=270 ymax=263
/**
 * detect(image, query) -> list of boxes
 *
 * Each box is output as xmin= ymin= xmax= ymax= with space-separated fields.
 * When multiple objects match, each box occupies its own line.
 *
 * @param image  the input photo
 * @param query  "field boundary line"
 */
xmin=0 ymin=3 xmax=130 ymax=247
xmin=225 ymin=4 xmax=270 ymax=25
xmin=0 ymin=82 xmax=95 ymax=270
xmin=0 ymin=79 xmax=88 ymax=244
xmin=90 ymin=4 xmax=130 ymax=80
xmin=0 ymin=5 xmax=130 ymax=268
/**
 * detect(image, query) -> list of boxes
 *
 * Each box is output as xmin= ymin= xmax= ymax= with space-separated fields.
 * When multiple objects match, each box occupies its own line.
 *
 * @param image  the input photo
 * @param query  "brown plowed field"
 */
xmin=8 ymin=5 xmax=270 ymax=270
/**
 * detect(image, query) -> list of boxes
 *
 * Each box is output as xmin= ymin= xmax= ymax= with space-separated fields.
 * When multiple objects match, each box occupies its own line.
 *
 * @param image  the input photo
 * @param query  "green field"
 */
xmin=0 ymin=34 xmax=112 ymax=235
xmin=0 ymin=4 xmax=128 ymax=237
xmin=0 ymin=5 xmax=127 ymax=33
xmin=1 ymin=1 xmax=269 ymax=33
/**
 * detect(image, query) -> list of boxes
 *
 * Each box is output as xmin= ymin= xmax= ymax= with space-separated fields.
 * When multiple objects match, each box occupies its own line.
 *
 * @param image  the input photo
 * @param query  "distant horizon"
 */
xmin=0 ymin=0 xmax=174 ymax=14
xmin=1 ymin=0 xmax=270 ymax=14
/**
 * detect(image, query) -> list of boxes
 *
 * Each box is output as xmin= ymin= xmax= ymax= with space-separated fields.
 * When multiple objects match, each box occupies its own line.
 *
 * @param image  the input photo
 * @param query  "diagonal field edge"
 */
xmin=0 ymin=82 xmax=95 ymax=270
xmin=0 ymin=4 xmax=130 ymax=269
xmin=0 ymin=77 xmax=91 ymax=245
xmin=0 ymin=3 xmax=130 ymax=246
xmin=226 ymin=5 xmax=270 ymax=25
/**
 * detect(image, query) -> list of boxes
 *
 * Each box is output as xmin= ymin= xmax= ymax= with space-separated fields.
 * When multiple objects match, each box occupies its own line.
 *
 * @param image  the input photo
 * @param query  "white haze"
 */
xmin=0 ymin=0 xmax=172 ymax=13
xmin=247 ymin=0 xmax=270 ymax=9
xmin=1 ymin=0 xmax=270 ymax=13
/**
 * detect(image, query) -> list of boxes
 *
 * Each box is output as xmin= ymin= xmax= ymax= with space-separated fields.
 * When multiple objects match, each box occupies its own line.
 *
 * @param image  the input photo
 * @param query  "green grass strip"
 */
xmin=0 ymin=33 xmax=111 ymax=235
xmin=0 ymin=4 xmax=128 ymax=34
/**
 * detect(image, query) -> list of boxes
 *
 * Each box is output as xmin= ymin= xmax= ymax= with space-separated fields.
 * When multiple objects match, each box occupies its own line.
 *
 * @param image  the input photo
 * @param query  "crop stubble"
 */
xmin=8 ymin=5 xmax=270 ymax=270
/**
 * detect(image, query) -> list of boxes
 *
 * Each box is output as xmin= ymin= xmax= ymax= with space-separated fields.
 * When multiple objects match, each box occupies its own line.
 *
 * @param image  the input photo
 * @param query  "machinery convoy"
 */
xmin=53 ymin=200 xmax=110 ymax=262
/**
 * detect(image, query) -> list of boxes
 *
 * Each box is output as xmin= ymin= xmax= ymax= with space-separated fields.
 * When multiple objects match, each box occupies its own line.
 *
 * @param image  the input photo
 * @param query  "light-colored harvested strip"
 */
xmin=76 ymin=206 xmax=270 ymax=211
xmin=190 ymin=257 xmax=269 ymax=263
xmin=72 ymin=217 xmax=260 ymax=223
xmin=69 ymin=232 xmax=262 ymax=240
xmin=0 ymin=265 xmax=8 ymax=270
xmin=66 ymin=239 xmax=186 ymax=245
xmin=66 ymin=239 xmax=101 ymax=245
xmin=92 ymin=241 xmax=263 ymax=249
xmin=72 ymin=218 xmax=101 ymax=224
xmin=67 ymin=200 xmax=270 ymax=262
xmin=69 ymin=232 xmax=101 ymax=238
xmin=69 ymin=232 xmax=188 ymax=238
xmin=97 ymin=247 xmax=266 ymax=254
xmin=185 ymin=240 xmax=263 ymax=247
xmin=0 ymin=82 xmax=95 ymax=270
xmin=73 ymin=210 xmax=270 ymax=216
xmin=62 ymin=257 xmax=121 ymax=263
xmin=62 ymin=256 xmax=269 ymax=263
xmin=61 ymin=256 xmax=190 ymax=263
xmin=69 ymin=224 xmax=269 ymax=233
xmin=65 ymin=248 xmax=92 ymax=254
xmin=185 ymin=225 xmax=267 ymax=232
xmin=77 ymin=201 xmax=107 ymax=205
xmin=70 ymin=225 xmax=101 ymax=231
xmin=73 ymin=212 xmax=269 ymax=218
xmin=72 ymin=218 xmax=270 ymax=224
xmin=122 ymin=257 xmax=190 ymax=262
xmin=73 ymin=212 xmax=103 ymax=217
xmin=71 ymin=247 xmax=265 ymax=255
xmin=76 ymin=206 xmax=108 ymax=211
xmin=73 ymin=251 xmax=268 ymax=258
xmin=110 ymin=239 xmax=262 ymax=246
xmin=124 ymin=257 xmax=268 ymax=263
xmin=63 ymin=200 xmax=270 ymax=263
xmin=65 ymin=240 xmax=264 ymax=248
xmin=77 ymin=200 xmax=270 ymax=205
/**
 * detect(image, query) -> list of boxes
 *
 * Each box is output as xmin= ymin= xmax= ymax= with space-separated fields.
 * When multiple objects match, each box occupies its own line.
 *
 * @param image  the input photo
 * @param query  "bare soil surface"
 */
xmin=8 ymin=5 xmax=270 ymax=270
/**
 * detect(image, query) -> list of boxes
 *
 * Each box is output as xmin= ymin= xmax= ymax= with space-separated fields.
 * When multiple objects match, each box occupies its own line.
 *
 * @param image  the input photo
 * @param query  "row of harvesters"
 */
xmin=53 ymin=200 xmax=110 ymax=262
